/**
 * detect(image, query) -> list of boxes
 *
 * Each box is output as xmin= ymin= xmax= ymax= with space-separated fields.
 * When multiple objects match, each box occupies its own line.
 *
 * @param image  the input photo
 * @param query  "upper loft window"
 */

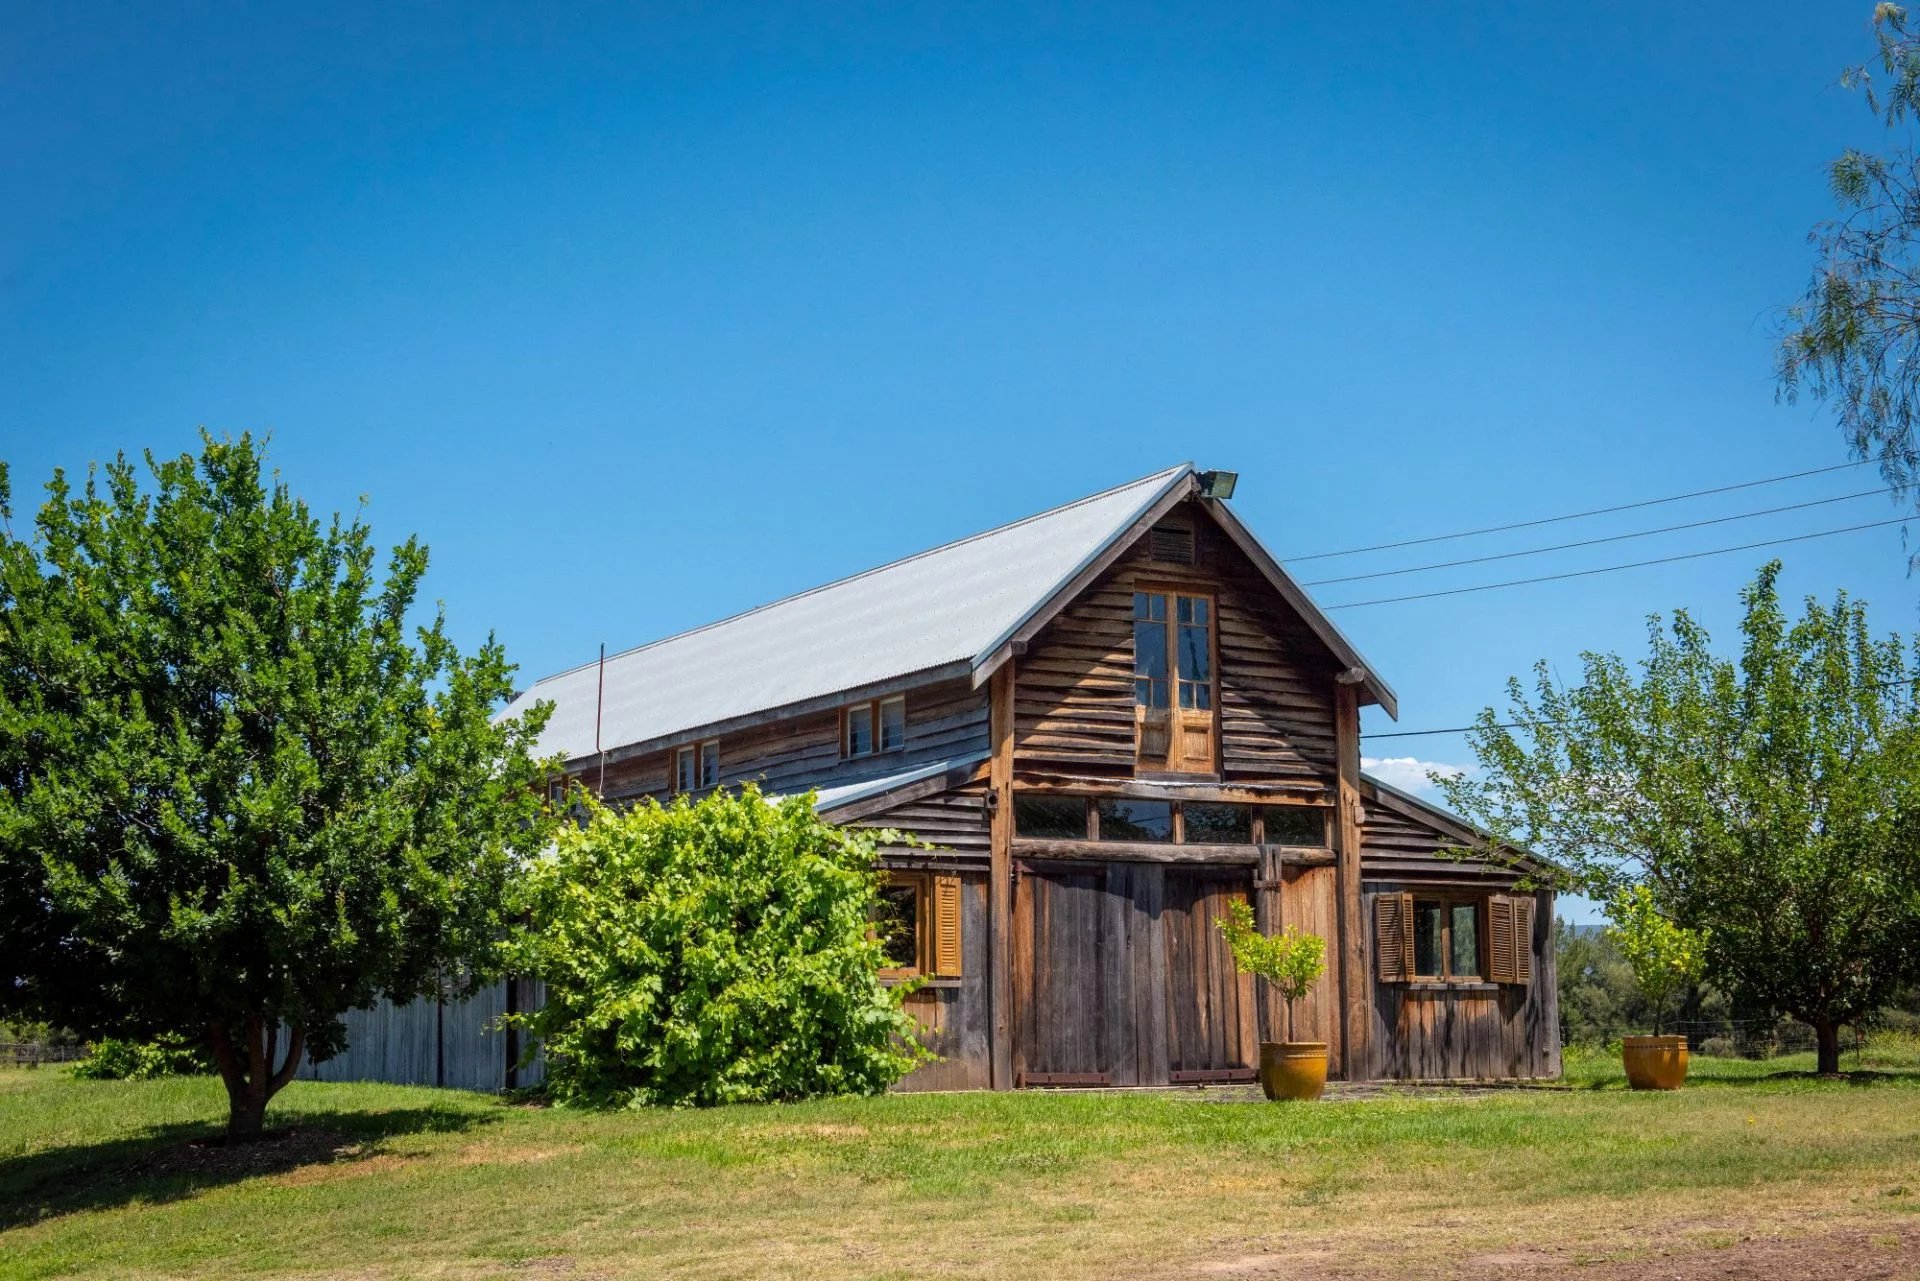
xmin=1133 ymin=591 xmax=1213 ymax=711
xmin=675 ymin=740 xmax=719 ymax=793
xmin=1149 ymin=524 xmax=1197 ymax=565
xmin=844 ymin=694 xmax=907 ymax=759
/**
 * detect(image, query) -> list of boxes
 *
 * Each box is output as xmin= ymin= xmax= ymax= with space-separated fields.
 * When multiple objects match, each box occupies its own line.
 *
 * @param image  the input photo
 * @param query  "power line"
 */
xmin=1284 ymin=459 xmax=1878 ymax=563
xmin=1304 ymin=486 xmax=1897 ymax=587
xmin=1364 ymin=676 xmax=1920 ymax=741
xmin=1322 ymin=516 xmax=1910 ymax=611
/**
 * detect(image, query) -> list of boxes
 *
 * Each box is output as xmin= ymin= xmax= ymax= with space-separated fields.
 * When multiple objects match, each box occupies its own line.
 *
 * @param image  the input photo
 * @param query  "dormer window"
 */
xmin=844 ymin=694 xmax=907 ymax=758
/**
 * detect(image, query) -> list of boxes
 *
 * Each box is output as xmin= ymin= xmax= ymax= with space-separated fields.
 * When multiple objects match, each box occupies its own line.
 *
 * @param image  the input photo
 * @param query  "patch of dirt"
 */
xmin=1187 ymin=1224 xmax=1920 ymax=1279
xmin=137 ymin=1127 xmax=369 ymax=1181
xmin=456 ymin=1143 xmax=581 ymax=1166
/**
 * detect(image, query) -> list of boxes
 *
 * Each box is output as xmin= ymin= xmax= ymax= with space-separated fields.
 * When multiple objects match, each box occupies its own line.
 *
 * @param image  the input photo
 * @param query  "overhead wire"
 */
xmin=1283 ymin=459 xmax=1878 ymax=563
xmin=1321 ymin=516 xmax=1910 ymax=611
xmin=1302 ymin=486 xmax=1898 ymax=587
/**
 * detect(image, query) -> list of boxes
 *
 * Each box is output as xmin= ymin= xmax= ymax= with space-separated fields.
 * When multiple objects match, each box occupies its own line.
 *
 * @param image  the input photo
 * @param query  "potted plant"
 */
xmin=1217 ymin=902 xmax=1329 ymax=1101
xmin=1606 ymin=884 xmax=1709 ymax=1090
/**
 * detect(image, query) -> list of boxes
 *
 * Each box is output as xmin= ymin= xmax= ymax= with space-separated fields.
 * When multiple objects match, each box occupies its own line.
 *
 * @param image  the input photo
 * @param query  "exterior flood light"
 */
xmin=1198 ymin=469 xmax=1238 ymax=500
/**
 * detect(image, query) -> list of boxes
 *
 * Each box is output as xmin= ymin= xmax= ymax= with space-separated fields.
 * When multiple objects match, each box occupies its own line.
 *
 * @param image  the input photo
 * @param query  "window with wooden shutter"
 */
xmin=1511 ymin=895 xmax=1535 ymax=986
xmin=932 ymin=875 xmax=963 ymax=976
xmin=1487 ymin=897 xmax=1516 ymax=984
xmin=1375 ymin=892 xmax=1413 ymax=982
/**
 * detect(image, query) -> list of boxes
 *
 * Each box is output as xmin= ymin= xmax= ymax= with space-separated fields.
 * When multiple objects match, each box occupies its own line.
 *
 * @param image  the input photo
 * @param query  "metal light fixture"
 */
xmin=1197 ymin=469 xmax=1238 ymax=500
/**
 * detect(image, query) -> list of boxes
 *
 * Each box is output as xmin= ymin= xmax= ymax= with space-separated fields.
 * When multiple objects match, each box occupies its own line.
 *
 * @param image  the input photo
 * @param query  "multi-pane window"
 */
xmin=844 ymin=695 xmax=907 ymax=758
xmin=872 ymin=872 xmax=964 ymax=979
xmin=1176 ymin=596 xmax=1211 ymax=710
xmin=879 ymin=695 xmax=906 ymax=752
xmin=675 ymin=741 xmax=719 ymax=794
xmin=1133 ymin=592 xmax=1169 ymax=708
xmin=1412 ymin=898 xmax=1482 ymax=980
xmin=1132 ymin=590 xmax=1213 ymax=712
xmin=1010 ymin=796 xmax=1333 ymax=847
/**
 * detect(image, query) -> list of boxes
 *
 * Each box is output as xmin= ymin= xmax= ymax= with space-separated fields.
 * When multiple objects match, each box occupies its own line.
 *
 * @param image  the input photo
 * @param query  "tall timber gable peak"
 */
xmin=504 ymin=463 xmax=1393 ymax=764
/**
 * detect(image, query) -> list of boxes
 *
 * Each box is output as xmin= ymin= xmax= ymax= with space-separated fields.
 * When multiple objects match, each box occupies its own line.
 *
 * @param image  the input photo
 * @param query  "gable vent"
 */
xmin=1149 ymin=525 xmax=1197 ymax=565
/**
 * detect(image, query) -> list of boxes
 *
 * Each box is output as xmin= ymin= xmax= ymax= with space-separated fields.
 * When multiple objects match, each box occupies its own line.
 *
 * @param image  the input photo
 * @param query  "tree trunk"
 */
xmin=1814 ymin=1017 xmax=1842 ymax=1076
xmin=207 ymin=1018 xmax=306 ymax=1142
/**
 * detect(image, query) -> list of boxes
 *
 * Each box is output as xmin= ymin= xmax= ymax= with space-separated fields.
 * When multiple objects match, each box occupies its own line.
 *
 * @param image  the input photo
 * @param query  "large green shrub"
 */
xmin=73 ymin=1036 xmax=208 ymax=1080
xmin=508 ymin=785 xmax=929 ymax=1107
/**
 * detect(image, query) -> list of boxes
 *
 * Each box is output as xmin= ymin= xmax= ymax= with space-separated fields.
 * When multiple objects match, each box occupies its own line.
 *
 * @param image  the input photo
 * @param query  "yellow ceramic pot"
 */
xmin=1258 ymin=1041 xmax=1328 ymax=1101
xmin=1621 ymin=1035 xmax=1689 ymax=1090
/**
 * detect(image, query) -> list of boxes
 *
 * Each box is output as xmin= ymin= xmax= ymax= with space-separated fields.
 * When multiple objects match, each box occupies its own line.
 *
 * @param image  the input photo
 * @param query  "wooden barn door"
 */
xmin=1013 ymin=862 xmax=1112 ymax=1087
xmin=1161 ymin=869 xmax=1259 ymax=1083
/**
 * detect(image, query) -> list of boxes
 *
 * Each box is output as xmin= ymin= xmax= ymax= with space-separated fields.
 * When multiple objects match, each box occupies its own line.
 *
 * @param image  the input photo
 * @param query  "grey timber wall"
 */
xmin=298 ymin=978 xmax=544 ymax=1092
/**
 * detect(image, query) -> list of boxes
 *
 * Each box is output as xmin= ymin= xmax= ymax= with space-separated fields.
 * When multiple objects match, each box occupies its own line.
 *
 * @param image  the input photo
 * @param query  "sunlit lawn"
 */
xmin=2 ymin=1038 xmax=1916 ymax=1280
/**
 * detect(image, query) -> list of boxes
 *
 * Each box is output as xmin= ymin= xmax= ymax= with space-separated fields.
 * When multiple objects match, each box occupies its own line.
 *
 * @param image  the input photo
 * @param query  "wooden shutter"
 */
xmin=1487 ymin=897 xmax=1516 ymax=984
xmin=1511 ymin=894 xmax=1535 ymax=986
xmin=1374 ymin=892 xmax=1413 ymax=982
xmin=932 ymin=875 xmax=963 ymax=977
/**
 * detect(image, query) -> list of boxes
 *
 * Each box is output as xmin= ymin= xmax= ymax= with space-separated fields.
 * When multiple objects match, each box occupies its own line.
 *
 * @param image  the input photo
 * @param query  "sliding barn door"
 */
xmin=1161 ymin=870 xmax=1259 ymax=1083
xmin=1013 ymin=862 xmax=1111 ymax=1087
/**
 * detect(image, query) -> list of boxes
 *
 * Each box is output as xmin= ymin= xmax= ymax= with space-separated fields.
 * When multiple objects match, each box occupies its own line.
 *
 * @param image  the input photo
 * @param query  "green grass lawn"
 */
xmin=2 ymin=1040 xmax=1917 ymax=1280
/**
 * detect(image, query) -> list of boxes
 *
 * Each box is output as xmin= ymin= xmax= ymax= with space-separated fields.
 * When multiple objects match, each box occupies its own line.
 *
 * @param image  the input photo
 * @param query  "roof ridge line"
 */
xmin=527 ymin=462 xmax=1194 ymax=688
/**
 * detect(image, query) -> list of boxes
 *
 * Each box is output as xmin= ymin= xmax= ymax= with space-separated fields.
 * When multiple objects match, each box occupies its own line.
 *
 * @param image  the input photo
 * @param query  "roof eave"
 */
xmin=1200 ymin=497 xmax=1399 ymax=719
xmin=967 ymin=463 xmax=1199 ymax=686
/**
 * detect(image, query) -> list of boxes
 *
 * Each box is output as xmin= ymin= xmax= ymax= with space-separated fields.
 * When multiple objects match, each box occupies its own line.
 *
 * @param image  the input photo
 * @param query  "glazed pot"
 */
xmin=1621 ymin=1035 xmax=1689 ymax=1090
xmin=1258 ymin=1041 xmax=1328 ymax=1101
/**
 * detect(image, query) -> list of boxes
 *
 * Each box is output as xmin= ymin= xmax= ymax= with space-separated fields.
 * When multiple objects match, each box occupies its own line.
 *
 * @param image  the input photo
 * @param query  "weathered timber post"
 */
xmin=988 ymin=661 xmax=1016 ymax=1090
xmin=1333 ymin=682 xmax=1369 ymax=1080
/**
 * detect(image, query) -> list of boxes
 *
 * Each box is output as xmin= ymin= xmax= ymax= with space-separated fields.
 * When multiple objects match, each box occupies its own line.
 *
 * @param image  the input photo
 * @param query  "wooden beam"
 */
xmin=987 ymin=663 xmax=1016 ymax=1092
xmin=1012 ymin=772 xmax=1333 ymax=806
xmin=1333 ymin=683 xmax=1367 ymax=1080
xmin=1011 ymin=839 xmax=1261 ymax=866
xmin=814 ymin=756 xmax=990 ymax=824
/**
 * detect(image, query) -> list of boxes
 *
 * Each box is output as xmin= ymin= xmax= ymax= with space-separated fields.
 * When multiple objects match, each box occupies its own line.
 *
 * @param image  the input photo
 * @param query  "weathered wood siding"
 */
xmin=1013 ymin=502 xmax=1340 ymax=790
xmin=896 ymin=873 xmax=992 ymax=1091
xmin=587 ymin=676 xmax=989 ymax=805
xmin=1011 ymin=858 xmax=1259 ymax=1087
xmin=1361 ymin=884 xmax=1559 ymax=1080
xmin=845 ymin=784 xmax=990 ymax=864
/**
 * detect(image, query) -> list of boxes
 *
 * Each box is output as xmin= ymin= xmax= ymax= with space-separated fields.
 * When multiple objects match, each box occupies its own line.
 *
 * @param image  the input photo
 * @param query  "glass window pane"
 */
xmin=1183 ymin=803 xmax=1252 ymax=844
xmin=1134 ymin=617 xmax=1168 ymax=708
xmin=700 ymin=742 xmax=719 ymax=788
xmin=1451 ymin=902 xmax=1480 ymax=978
xmin=1261 ymin=806 xmax=1326 ymax=846
xmin=1097 ymin=798 xmax=1173 ymax=842
xmin=846 ymin=705 xmax=874 ymax=756
xmin=875 ymin=883 xmax=920 ymax=970
xmin=879 ymin=697 xmax=906 ymax=751
xmin=676 ymin=748 xmax=695 ymax=792
xmin=1179 ymin=622 xmax=1210 ymax=684
xmin=1413 ymin=900 xmax=1444 ymax=978
xmin=1015 ymin=794 xmax=1089 ymax=839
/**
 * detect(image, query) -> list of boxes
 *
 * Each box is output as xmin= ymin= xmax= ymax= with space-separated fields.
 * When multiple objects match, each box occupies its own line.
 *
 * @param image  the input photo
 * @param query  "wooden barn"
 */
xmin=488 ymin=463 xmax=1559 ymax=1089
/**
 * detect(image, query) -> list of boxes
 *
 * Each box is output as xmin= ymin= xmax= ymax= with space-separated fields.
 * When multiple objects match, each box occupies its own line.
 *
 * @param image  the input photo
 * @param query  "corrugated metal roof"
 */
xmin=806 ymin=753 xmax=991 ymax=814
xmin=505 ymin=464 xmax=1194 ymax=762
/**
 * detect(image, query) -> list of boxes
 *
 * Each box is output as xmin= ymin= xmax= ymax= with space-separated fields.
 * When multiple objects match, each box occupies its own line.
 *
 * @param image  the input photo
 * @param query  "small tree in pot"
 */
xmin=1218 ymin=902 xmax=1329 ymax=1100
xmin=1605 ymin=884 xmax=1709 ymax=1089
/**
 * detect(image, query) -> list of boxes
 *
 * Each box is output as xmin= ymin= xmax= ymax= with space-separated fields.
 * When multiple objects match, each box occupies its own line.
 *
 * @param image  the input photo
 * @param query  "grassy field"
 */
xmin=2 ymin=1040 xmax=1917 ymax=1281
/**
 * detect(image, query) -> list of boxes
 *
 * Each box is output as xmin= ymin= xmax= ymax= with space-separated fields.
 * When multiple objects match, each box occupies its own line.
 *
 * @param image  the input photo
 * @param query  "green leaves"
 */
xmin=1216 ymin=900 xmax=1326 ymax=1007
xmin=507 ymin=785 xmax=929 ymax=1108
xmin=1439 ymin=562 xmax=1920 ymax=1063
xmin=1602 ymin=885 xmax=1709 ymax=1033
xmin=0 ymin=432 xmax=560 ymax=1128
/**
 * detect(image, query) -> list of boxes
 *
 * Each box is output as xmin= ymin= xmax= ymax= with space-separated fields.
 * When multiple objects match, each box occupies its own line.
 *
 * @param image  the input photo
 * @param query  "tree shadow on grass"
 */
xmin=0 ymin=1103 xmax=499 ymax=1232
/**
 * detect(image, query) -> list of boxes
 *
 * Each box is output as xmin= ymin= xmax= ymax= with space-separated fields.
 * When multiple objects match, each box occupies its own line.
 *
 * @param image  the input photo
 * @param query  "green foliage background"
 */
xmin=509 ymin=785 xmax=929 ymax=1107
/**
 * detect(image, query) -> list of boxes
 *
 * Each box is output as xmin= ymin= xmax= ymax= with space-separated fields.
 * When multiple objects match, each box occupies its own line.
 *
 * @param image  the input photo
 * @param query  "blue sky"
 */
xmin=3 ymin=4 xmax=1910 ymax=921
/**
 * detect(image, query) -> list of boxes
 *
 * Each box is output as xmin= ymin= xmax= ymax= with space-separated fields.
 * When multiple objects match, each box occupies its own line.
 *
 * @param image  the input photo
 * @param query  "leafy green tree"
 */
xmin=0 ymin=433 xmax=557 ymax=1137
xmin=1438 ymin=563 xmax=1920 ymax=1073
xmin=508 ymin=785 xmax=929 ymax=1107
xmin=1216 ymin=902 xmax=1326 ymax=1039
xmin=1780 ymin=4 xmax=1920 ymax=509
